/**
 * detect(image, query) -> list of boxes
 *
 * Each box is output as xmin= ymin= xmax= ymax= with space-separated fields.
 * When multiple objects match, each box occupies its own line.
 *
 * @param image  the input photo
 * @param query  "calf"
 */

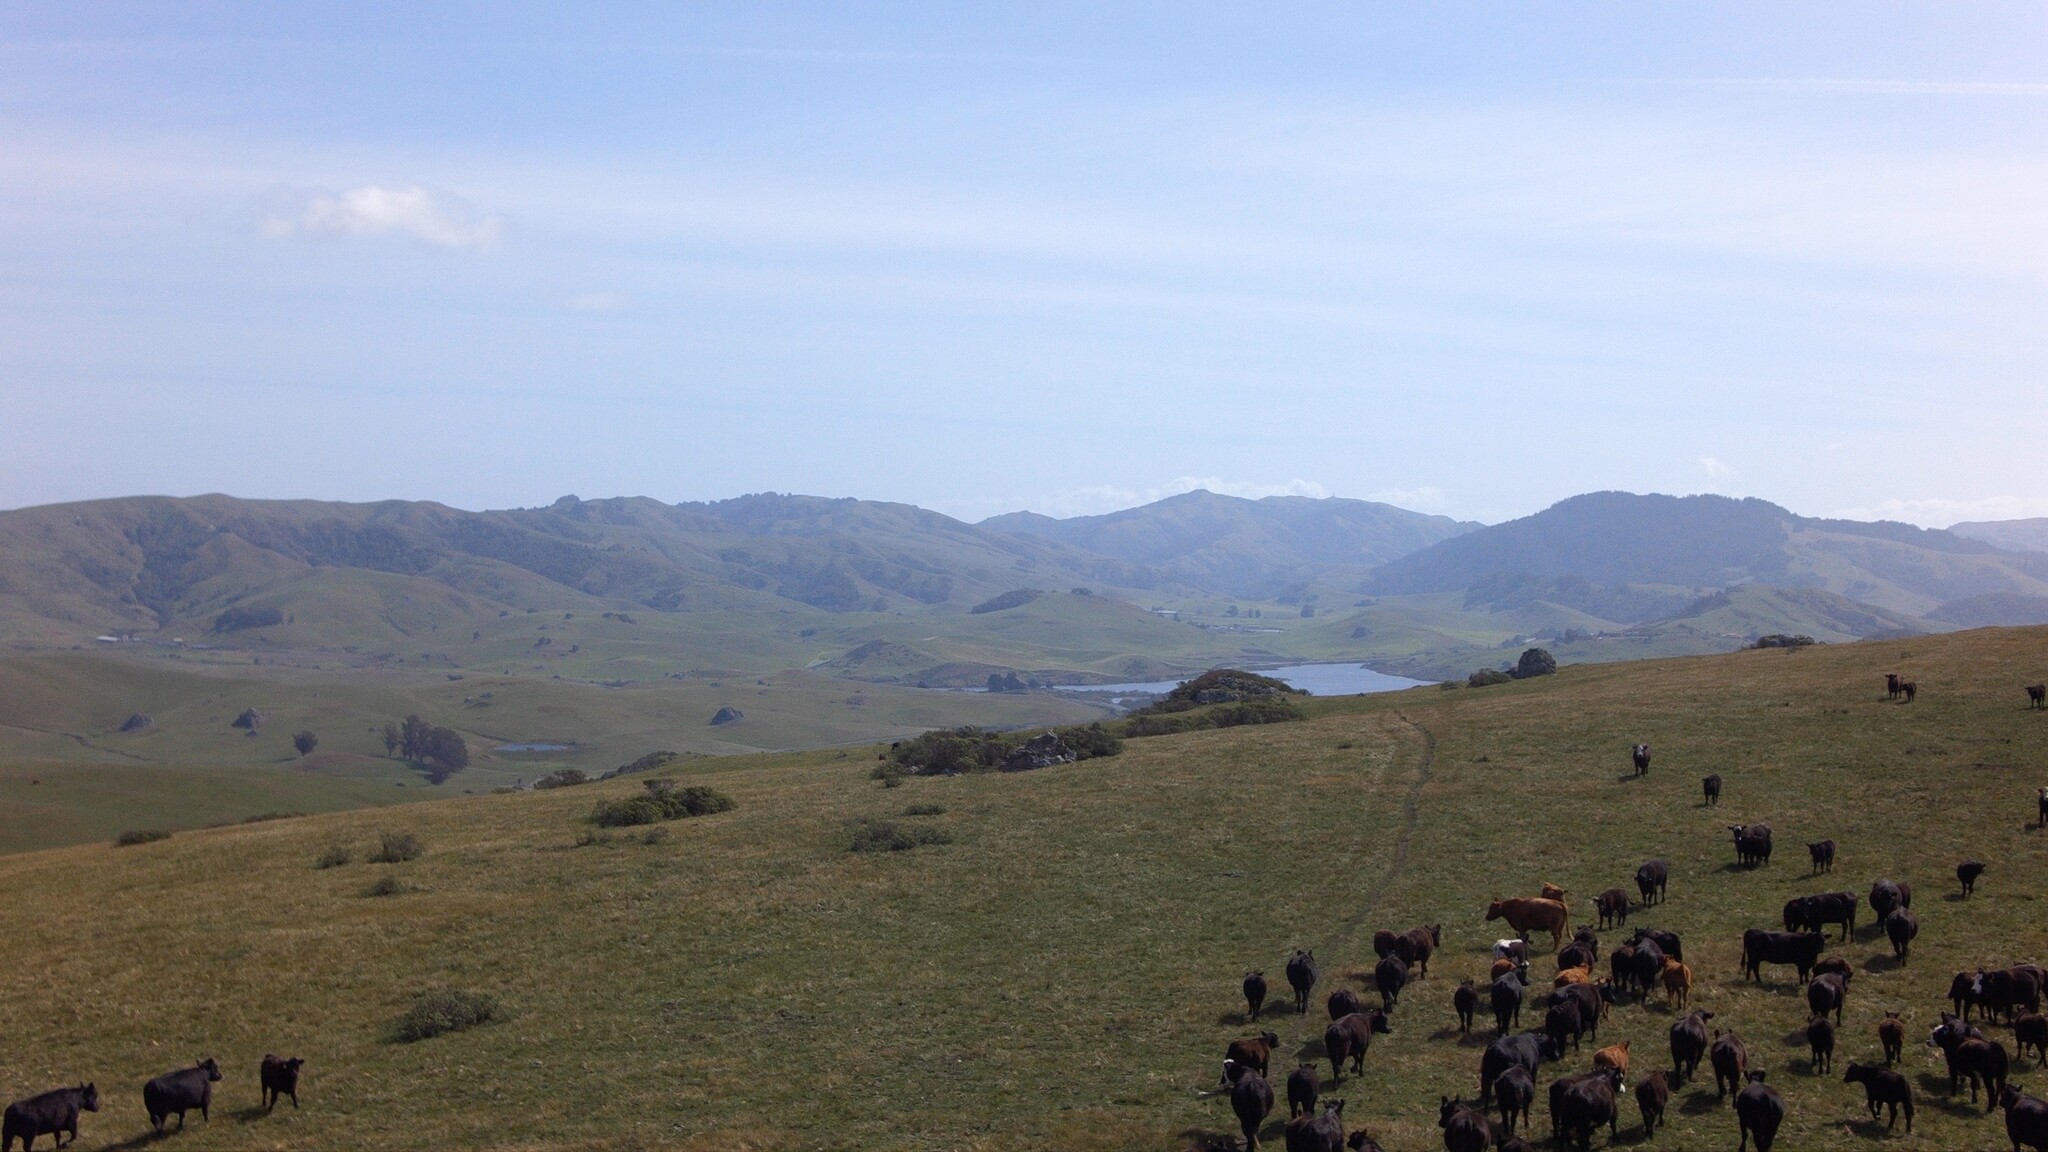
xmin=1373 ymin=954 xmax=1408 ymax=1011
xmin=1244 ymin=971 xmax=1269 ymax=1020
xmin=1661 ymin=958 xmax=1693 ymax=1007
xmin=1878 ymin=1011 xmax=1905 ymax=1065
xmin=1556 ymin=936 xmax=1595 ymax=971
xmin=1634 ymin=859 xmax=1669 ymax=905
xmin=1346 ymin=1132 xmax=1384 ymax=1152
xmin=2 ymin=1084 xmax=98 ymax=1152
xmin=1734 ymin=1071 xmax=1786 ymax=1152
xmin=1807 ymin=1013 xmax=1836 ymax=1073
xmin=1283 ymin=1098 xmax=1345 ymax=1152
xmin=1370 ymin=929 xmax=1399 ymax=958
xmin=1844 ymin=1061 xmax=1913 ymax=1132
xmin=1807 ymin=972 xmax=1849 ymax=1026
xmin=1886 ymin=672 xmax=1901 ymax=700
xmin=1491 ymin=970 xmax=1526 ymax=1033
xmin=1452 ymin=980 xmax=1478 ymax=1034
xmin=1958 ymin=858 xmax=1986 ymax=898
xmin=1224 ymin=1031 xmax=1281 ymax=1081
xmin=144 ymin=1058 xmax=221 ymax=1134
xmin=2017 ymin=1013 xmax=2048 ymax=1068
xmin=1702 ymin=773 xmax=1722 ymax=806
xmin=259 ymin=1055 xmax=304 ymax=1112
xmin=1711 ymin=1029 xmax=1749 ymax=1101
xmin=1550 ymin=983 xmax=1609 ymax=1045
xmin=1729 ymin=822 xmax=1773 ymax=867
xmin=1327 ymin=987 xmax=1364 ymax=1021
xmin=1323 ymin=1010 xmax=1391 ymax=1082
xmin=2002 ymin=1085 xmax=2048 ymax=1152
xmin=1593 ymin=1040 xmax=1631 ymax=1085
xmin=1539 ymin=882 xmax=1568 ymax=903
xmin=1490 ymin=956 xmax=1525 ymax=982
xmin=1492 ymin=1063 xmax=1534 ymax=1138
xmin=1595 ymin=888 xmax=1629 ymax=929
xmin=1669 ymin=1009 xmax=1714 ymax=1084
xmin=1286 ymin=950 xmax=1319 ymax=1015
xmin=1806 ymin=839 xmax=1835 ymax=873
xmin=1286 ymin=1064 xmax=1319 ymax=1119
xmin=1626 ymin=938 xmax=1666 ymax=1003
xmin=1636 ymin=1069 xmax=1669 ymax=1137
xmin=1608 ymin=945 xmax=1637 ymax=1000
xmin=1812 ymin=955 xmax=1852 ymax=981
xmin=2039 ymin=786 xmax=2048 ymax=828
xmin=1437 ymin=1097 xmax=1492 ymax=1152
xmin=1491 ymin=938 xmax=1530 ymax=963
xmin=1632 ymin=743 xmax=1650 ymax=777
xmin=1741 ymin=929 xmax=1825 ymax=984
xmin=1228 ymin=1063 xmax=1275 ymax=1152
xmin=2029 ymin=684 xmax=2047 ymax=710
xmin=1900 ymin=680 xmax=1917 ymax=703
xmin=1885 ymin=908 xmax=1919 ymax=962
xmin=1545 ymin=997 xmax=1584 ymax=1054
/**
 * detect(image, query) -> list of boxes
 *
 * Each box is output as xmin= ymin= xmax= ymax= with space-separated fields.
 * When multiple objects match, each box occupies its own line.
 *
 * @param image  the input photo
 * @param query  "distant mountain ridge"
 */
xmin=1951 ymin=518 xmax=2048 ymax=554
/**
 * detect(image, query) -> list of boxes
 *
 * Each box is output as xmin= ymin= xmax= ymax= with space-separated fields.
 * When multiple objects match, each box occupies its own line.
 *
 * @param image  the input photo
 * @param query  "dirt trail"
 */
xmin=1320 ymin=710 xmax=1435 ymax=957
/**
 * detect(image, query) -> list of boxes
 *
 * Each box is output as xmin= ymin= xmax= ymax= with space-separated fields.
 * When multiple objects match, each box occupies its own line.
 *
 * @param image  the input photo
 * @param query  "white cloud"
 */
xmin=1829 ymin=495 xmax=2048 ymax=528
xmin=260 ymin=184 xmax=502 ymax=249
xmin=1700 ymin=457 xmax=1733 ymax=478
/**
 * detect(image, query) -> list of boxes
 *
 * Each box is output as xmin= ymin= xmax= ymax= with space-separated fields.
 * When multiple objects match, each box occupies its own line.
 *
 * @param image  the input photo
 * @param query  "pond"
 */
xmin=1057 ymin=663 xmax=1431 ymax=697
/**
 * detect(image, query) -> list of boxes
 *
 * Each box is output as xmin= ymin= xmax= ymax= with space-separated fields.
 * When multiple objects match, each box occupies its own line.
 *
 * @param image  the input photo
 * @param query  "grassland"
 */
xmin=1 ymin=627 xmax=2045 ymax=1149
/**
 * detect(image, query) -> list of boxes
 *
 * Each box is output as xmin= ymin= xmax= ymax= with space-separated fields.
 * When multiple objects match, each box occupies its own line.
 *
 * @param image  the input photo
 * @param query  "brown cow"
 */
xmin=1223 ymin=1031 xmax=1281 ymax=1081
xmin=1662 ymin=959 xmax=1693 ymax=1008
xmin=1554 ymin=966 xmax=1592 ymax=988
xmin=1595 ymin=888 xmax=1629 ymax=929
xmin=1594 ymin=1040 xmax=1631 ymax=1085
xmin=1486 ymin=898 xmax=1570 ymax=947
xmin=1878 ymin=1012 xmax=1905 ymax=1066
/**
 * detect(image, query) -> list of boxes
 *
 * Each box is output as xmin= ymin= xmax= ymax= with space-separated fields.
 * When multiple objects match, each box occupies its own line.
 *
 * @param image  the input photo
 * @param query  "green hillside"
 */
xmin=3 ymin=627 xmax=2046 ymax=1148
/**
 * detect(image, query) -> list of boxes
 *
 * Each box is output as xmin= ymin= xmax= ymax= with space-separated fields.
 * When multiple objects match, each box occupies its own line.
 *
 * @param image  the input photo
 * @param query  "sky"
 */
xmin=2 ymin=3 xmax=2045 ymax=527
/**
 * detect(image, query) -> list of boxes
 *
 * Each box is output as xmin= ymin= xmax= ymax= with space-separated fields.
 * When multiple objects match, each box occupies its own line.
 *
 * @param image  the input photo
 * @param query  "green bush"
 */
xmin=847 ymin=818 xmax=953 ymax=853
xmin=368 ymin=831 xmax=423 ymax=863
xmin=390 ymin=990 xmax=500 ymax=1043
xmin=1122 ymin=696 xmax=1305 ymax=737
xmin=883 ymin=722 xmax=1125 ymax=777
xmin=1468 ymin=668 xmax=1514 ymax=687
xmin=1058 ymin=722 xmax=1123 ymax=759
xmin=363 ymin=874 xmax=405 ymax=897
xmin=113 ymin=829 xmax=171 ymax=847
xmin=315 ymin=844 xmax=353 ymax=869
xmin=589 ymin=797 xmax=665 ymax=827
xmin=1132 ymin=669 xmax=1304 ymax=715
xmin=532 ymin=768 xmax=589 ymax=790
xmin=902 ymin=804 xmax=946 ymax=816
xmin=1753 ymin=633 xmax=1817 ymax=649
xmin=589 ymin=781 xmax=734 ymax=827
xmin=244 ymin=811 xmax=307 ymax=824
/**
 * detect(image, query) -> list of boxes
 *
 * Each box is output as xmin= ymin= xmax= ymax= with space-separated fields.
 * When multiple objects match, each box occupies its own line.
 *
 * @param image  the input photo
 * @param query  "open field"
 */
xmin=1 ymin=627 xmax=2046 ymax=1148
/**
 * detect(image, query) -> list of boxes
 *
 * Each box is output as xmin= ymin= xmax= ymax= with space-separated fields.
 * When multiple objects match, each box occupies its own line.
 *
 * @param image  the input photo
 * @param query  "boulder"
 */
xmin=1000 ymin=732 xmax=1076 ymax=773
xmin=709 ymin=706 xmax=744 ymax=726
xmin=1511 ymin=647 xmax=1558 ymax=679
xmin=231 ymin=708 xmax=265 ymax=730
xmin=119 ymin=712 xmax=154 ymax=733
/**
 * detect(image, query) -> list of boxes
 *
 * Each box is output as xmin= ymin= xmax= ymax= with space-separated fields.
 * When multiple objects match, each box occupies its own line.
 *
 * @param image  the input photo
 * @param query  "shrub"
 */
xmin=589 ymin=782 xmax=734 ymax=827
xmin=589 ymin=797 xmax=664 ymax=827
xmin=883 ymin=722 xmax=1126 ymax=777
xmin=847 ymin=818 xmax=953 ymax=853
xmin=1058 ymin=722 xmax=1123 ymax=760
xmin=532 ymin=768 xmax=589 ymax=790
xmin=244 ymin=811 xmax=307 ymax=823
xmin=315 ymin=844 xmax=353 ymax=869
xmin=113 ymin=829 xmax=171 ymax=847
xmin=575 ymin=828 xmax=615 ymax=848
xmin=1753 ymin=633 xmax=1817 ymax=649
xmin=1468 ymin=668 xmax=1513 ymax=688
xmin=368 ymin=831 xmax=423 ymax=863
xmin=292 ymin=730 xmax=318 ymax=756
xmin=1511 ymin=647 xmax=1558 ymax=679
xmin=641 ymin=827 xmax=671 ymax=846
xmin=363 ymin=874 xmax=405 ymax=897
xmin=600 ymin=750 xmax=679 ymax=780
xmin=1133 ymin=669 xmax=1305 ymax=716
xmin=390 ymin=990 xmax=500 ymax=1043
xmin=212 ymin=605 xmax=284 ymax=633
xmin=902 ymin=803 xmax=946 ymax=816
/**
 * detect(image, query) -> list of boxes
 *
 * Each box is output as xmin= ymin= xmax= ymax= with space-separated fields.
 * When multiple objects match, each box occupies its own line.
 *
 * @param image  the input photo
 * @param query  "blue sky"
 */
xmin=3 ymin=3 xmax=2045 ymax=525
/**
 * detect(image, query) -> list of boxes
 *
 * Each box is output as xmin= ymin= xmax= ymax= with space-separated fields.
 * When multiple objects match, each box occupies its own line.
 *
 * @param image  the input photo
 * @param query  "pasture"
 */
xmin=0 ymin=626 xmax=2045 ymax=1149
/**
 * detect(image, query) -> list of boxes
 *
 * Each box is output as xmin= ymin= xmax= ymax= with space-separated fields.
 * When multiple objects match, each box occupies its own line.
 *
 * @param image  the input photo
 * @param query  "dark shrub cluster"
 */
xmin=391 ymin=990 xmax=500 ymax=1043
xmin=847 ymin=818 xmax=953 ymax=853
xmin=363 ymin=875 xmax=406 ymax=897
xmin=315 ymin=844 xmax=353 ymax=869
xmin=589 ymin=780 xmax=735 ymax=827
xmin=532 ymin=768 xmax=589 ymax=790
xmin=1122 ymin=696 xmax=1304 ymax=736
xmin=1753 ymin=633 xmax=1817 ymax=649
xmin=599 ymin=750 xmax=679 ymax=780
xmin=292 ymin=731 xmax=319 ymax=756
xmin=212 ymin=605 xmax=284 ymax=633
xmin=901 ymin=803 xmax=946 ymax=816
xmin=1467 ymin=668 xmax=1513 ymax=687
xmin=968 ymin=588 xmax=1042 ymax=614
xmin=114 ymin=829 xmax=171 ymax=847
xmin=878 ymin=722 xmax=1123 ymax=777
xmin=368 ymin=831 xmax=424 ymax=863
xmin=242 ymin=811 xmax=307 ymax=824
xmin=1133 ymin=668 xmax=1304 ymax=715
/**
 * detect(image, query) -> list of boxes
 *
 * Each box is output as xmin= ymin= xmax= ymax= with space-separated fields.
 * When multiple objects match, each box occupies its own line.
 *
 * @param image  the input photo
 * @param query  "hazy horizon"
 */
xmin=5 ymin=5 xmax=2046 ymax=528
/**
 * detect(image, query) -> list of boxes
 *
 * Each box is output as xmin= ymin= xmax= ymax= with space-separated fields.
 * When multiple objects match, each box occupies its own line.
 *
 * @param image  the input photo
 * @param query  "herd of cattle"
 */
xmin=2 ymin=1053 xmax=303 ymax=1147
xmin=1211 ymin=682 xmax=2048 ymax=1152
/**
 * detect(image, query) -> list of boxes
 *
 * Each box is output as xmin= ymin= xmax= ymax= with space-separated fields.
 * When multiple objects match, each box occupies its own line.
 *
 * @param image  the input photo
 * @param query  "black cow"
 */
xmin=1628 ymin=926 xmax=1683 ymax=962
xmin=2 ymin=1084 xmax=98 ymax=1152
xmin=1845 ymin=1062 xmax=1913 ymax=1132
xmin=1806 ymin=839 xmax=1835 ymax=873
xmin=1869 ymin=879 xmax=1911 ymax=923
xmin=1951 ymin=972 xmax=1991 ymax=1021
xmin=1782 ymin=892 xmax=1855 ymax=940
xmin=1634 ymin=859 xmax=1668 ymax=905
xmin=1879 ymin=1011 xmax=1906 ymax=1065
xmin=1546 ymin=997 xmax=1584 ymax=1053
xmin=1286 ymin=950 xmax=1318 ymax=1015
xmin=1393 ymin=924 xmax=1441 ymax=976
xmin=1807 ymin=972 xmax=1849 ymax=1026
xmin=1492 ymin=1064 xmax=1534 ymax=1138
xmin=1886 ymin=672 xmax=1902 ymax=700
xmin=1552 ymin=981 xmax=1611 ymax=1039
xmin=1977 ymin=967 xmax=2046 ymax=1024
xmin=1626 ymin=938 xmax=1666 ymax=1004
xmin=1479 ymin=1031 xmax=1556 ymax=1105
xmin=1556 ymin=939 xmax=1596 ymax=973
xmin=1555 ymin=1066 xmax=1623 ymax=1152
xmin=1287 ymin=1064 xmax=1319 ymax=1119
xmin=1608 ymin=945 xmax=1637 ymax=999
xmin=1807 ymin=1013 xmax=1836 ymax=1073
xmin=260 ymin=1055 xmax=304 ymax=1112
xmin=1631 ymin=743 xmax=1651 ymax=777
xmin=1283 ymin=1098 xmax=1345 ymax=1152
xmin=1492 ymin=970 xmax=1527 ymax=1033
xmin=1885 ymin=908 xmax=1918 ymax=962
xmin=1958 ymin=859 xmax=1986 ymax=898
xmin=1734 ymin=1071 xmax=1786 ymax=1152
xmin=2017 ymin=1013 xmax=2048 ymax=1068
xmin=1902 ymin=680 xmax=1917 ymax=703
xmin=1244 ymin=971 xmax=1269 ymax=1021
xmin=2039 ymin=786 xmax=2047 ymax=828
xmin=1670 ymin=1009 xmax=1715 ymax=1084
xmin=1373 ymin=955 xmax=1408 ymax=1011
xmin=1228 ymin=1063 xmax=1275 ymax=1152
xmin=1741 ymin=929 xmax=1825 ymax=984
xmin=1452 ymin=980 xmax=1479 ymax=1034
xmin=1323 ymin=1010 xmax=1391 ymax=1082
xmin=2002 ymin=1085 xmax=2048 ymax=1152
xmin=1595 ymin=888 xmax=1630 ymax=929
xmin=1327 ymin=988 xmax=1365 ymax=1021
xmin=1729 ymin=822 xmax=1772 ymax=867
xmin=1637 ymin=1069 xmax=1670 ymax=1137
xmin=143 ymin=1058 xmax=221 ymax=1133
xmin=1702 ymin=774 xmax=1722 ymax=806
xmin=2029 ymin=685 xmax=2047 ymax=710
xmin=1711 ymin=1029 xmax=1749 ymax=1100
xmin=1437 ymin=1097 xmax=1492 ymax=1152
xmin=1931 ymin=1013 xmax=2010 ymax=1109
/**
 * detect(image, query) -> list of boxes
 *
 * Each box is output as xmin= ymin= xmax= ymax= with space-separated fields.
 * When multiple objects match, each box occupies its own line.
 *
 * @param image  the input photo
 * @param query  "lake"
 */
xmin=1057 ymin=663 xmax=1431 ymax=697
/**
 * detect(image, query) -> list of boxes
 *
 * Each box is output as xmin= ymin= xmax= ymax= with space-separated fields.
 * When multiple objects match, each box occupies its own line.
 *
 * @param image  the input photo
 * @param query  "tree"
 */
xmin=420 ymin=725 xmax=469 ymax=783
xmin=381 ymin=722 xmax=401 ymax=757
xmin=292 ymin=731 xmax=318 ymax=756
xmin=400 ymin=714 xmax=431 ymax=761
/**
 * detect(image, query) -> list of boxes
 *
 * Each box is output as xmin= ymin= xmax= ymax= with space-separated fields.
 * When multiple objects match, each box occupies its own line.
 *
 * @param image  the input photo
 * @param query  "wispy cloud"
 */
xmin=1700 ymin=457 xmax=1733 ymax=478
xmin=259 ymin=184 xmax=503 ymax=249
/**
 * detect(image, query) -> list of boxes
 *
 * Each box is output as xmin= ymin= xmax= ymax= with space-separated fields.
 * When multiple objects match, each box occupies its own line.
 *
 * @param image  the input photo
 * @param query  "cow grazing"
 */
xmin=1549 ymin=983 xmax=1609 ymax=1047
xmin=1244 ymin=971 xmax=1269 ymax=1021
xmin=1786 ymin=891 xmax=1855 ymax=939
xmin=1594 ymin=888 xmax=1629 ymax=929
xmin=1393 ymin=924 xmax=1440 ymax=976
xmin=1224 ymin=1032 xmax=1281 ymax=1081
xmin=1287 ymin=1064 xmax=1319 ymax=1119
xmin=1634 ymin=859 xmax=1669 ymax=905
xmin=2039 ymin=787 xmax=2048 ymax=828
xmin=2016 ymin=1013 xmax=2048 ymax=1068
xmin=1492 ymin=1064 xmax=1534 ymax=1138
xmin=2030 ymin=685 xmax=2047 ymax=710
xmin=1322 ymin=1011 xmax=1391 ymax=1082
xmin=1227 ymin=1062 xmax=1275 ymax=1152
xmin=1545 ymin=997 xmax=1584 ymax=1054
xmin=1741 ymin=929 xmax=1825 ymax=984
xmin=1492 ymin=938 xmax=1530 ymax=963
xmin=1485 ymin=897 xmax=1569 ymax=946
xmin=1555 ymin=1066 xmax=1624 ymax=1152
xmin=1885 ymin=908 xmax=1919 ymax=962
xmin=1844 ymin=1062 xmax=1912 ymax=1132
xmin=1806 ymin=839 xmax=1835 ymax=873
xmin=2002 ymin=1085 xmax=2048 ymax=1152
xmin=1807 ymin=972 xmax=1849 ymax=1026
xmin=1491 ymin=970 xmax=1527 ymax=1033
xmin=259 ymin=1055 xmax=303 ymax=1112
xmin=1869 ymin=878 xmax=1911 ymax=923
xmin=2 ymin=1084 xmax=98 ymax=1152
xmin=1370 ymin=929 xmax=1399 ymax=959
xmin=1886 ymin=672 xmax=1901 ymax=700
xmin=1286 ymin=950 xmax=1318 ymax=1014
xmin=1702 ymin=774 xmax=1722 ymax=806
xmin=1807 ymin=1013 xmax=1836 ymax=1073
xmin=1327 ymin=988 xmax=1365 ymax=1021
xmin=1901 ymin=680 xmax=1917 ymax=703
xmin=1670 ymin=1010 xmax=1714 ymax=1084
xmin=1636 ymin=1070 xmax=1669 ymax=1137
xmin=1628 ymin=926 xmax=1683 ymax=961
xmin=1283 ymin=1098 xmax=1344 ymax=1152
xmin=1437 ymin=1097 xmax=1493 ymax=1152
xmin=1479 ymin=1032 xmax=1556 ymax=1105
xmin=1593 ymin=1040 xmax=1631 ymax=1084
xmin=1661 ymin=959 xmax=1693 ymax=1007
xmin=1711 ymin=1029 xmax=1749 ymax=1100
xmin=1930 ymin=1014 xmax=2010 ymax=1108
xmin=1631 ymin=743 xmax=1651 ymax=777
xmin=1729 ymin=822 xmax=1773 ymax=867
xmin=1958 ymin=858 xmax=1986 ymax=898
xmin=1452 ymin=980 xmax=1478 ymax=1034
xmin=1812 ymin=954 xmax=1852 ymax=981
xmin=1373 ymin=955 xmax=1408 ymax=1011
xmin=144 ymin=1058 xmax=221 ymax=1134
xmin=1734 ymin=1071 xmax=1786 ymax=1152
xmin=1556 ymin=938 xmax=1596 ymax=973
xmin=1878 ymin=1012 xmax=1905 ymax=1065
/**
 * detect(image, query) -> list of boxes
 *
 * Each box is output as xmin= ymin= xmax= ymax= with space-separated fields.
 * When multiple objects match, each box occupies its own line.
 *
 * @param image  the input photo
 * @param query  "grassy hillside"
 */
xmin=3 ymin=627 xmax=2047 ymax=1148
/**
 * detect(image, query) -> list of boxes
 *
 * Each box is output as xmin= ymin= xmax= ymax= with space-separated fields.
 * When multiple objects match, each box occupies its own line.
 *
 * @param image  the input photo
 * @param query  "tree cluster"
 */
xmin=389 ymin=714 xmax=470 ymax=781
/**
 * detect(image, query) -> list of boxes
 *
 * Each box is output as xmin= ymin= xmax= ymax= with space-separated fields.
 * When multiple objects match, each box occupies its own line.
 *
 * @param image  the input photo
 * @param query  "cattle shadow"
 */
xmin=1175 ymin=1128 xmax=1240 ymax=1151
xmin=97 ymin=1132 xmax=170 ymax=1151
xmin=1293 ymin=1039 xmax=1329 ymax=1062
xmin=1430 ymin=1026 xmax=1494 ymax=1048
xmin=1854 ymin=923 xmax=1888 ymax=944
xmin=1678 ymin=1090 xmax=1726 ymax=1115
xmin=1779 ymin=1028 xmax=1812 ymax=1048
xmin=1913 ymin=1074 xmax=1981 ymax=1115
xmin=1943 ymin=892 xmax=1968 ymax=904
xmin=1844 ymin=1118 xmax=1904 ymax=1139
xmin=228 ymin=1106 xmax=270 ymax=1123
xmin=1861 ymin=953 xmax=1903 ymax=974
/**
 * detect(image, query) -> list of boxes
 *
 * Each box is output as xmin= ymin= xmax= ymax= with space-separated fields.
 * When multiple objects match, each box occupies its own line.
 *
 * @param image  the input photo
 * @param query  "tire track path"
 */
xmin=1322 ymin=710 xmax=1436 ymax=958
